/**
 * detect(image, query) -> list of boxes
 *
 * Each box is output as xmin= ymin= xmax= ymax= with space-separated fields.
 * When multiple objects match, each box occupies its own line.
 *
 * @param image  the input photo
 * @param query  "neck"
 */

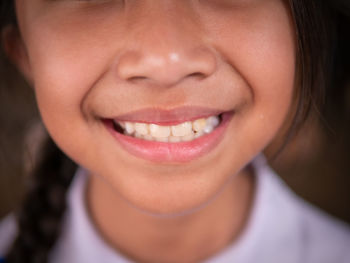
xmin=86 ymin=168 xmax=254 ymax=263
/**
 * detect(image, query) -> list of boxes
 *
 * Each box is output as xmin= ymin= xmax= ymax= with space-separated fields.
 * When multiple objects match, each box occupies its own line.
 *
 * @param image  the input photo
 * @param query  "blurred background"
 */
xmin=0 ymin=3 xmax=349 ymax=224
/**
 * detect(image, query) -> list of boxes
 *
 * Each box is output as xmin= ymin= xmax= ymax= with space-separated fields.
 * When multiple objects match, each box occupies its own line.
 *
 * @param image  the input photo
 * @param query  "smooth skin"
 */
xmin=4 ymin=0 xmax=295 ymax=262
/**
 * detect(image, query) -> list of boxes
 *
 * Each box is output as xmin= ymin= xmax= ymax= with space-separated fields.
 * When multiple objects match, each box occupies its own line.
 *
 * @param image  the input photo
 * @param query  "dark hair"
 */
xmin=0 ymin=0 xmax=342 ymax=262
xmin=1 ymin=4 xmax=77 ymax=263
xmin=5 ymin=138 xmax=77 ymax=263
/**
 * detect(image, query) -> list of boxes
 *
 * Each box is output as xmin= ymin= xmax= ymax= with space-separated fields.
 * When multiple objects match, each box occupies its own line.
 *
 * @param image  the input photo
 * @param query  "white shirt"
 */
xmin=1 ymin=156 xmax=350 ymax=262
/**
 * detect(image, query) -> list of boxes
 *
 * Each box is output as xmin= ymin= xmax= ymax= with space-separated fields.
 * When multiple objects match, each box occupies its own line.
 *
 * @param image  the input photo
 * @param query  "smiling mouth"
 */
xmin=111 ymin=114 xmax=223 ymax=143
xmin=103 ymin=110 xmax=233 ymax=162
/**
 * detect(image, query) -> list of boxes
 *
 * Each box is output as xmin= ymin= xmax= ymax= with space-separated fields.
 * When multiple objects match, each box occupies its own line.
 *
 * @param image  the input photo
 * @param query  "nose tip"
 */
xmin=115 ymin=48 xmax=217 ymax=87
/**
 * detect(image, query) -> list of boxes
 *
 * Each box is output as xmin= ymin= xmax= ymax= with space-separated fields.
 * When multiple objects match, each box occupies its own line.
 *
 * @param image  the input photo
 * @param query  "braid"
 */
xmin=5 ymin=137 xmax=77 ymax=263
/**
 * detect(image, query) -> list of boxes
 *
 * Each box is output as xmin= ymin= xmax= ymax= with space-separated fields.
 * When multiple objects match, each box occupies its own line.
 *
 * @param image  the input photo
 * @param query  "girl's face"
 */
xmin=11 ymin=0 xmax=295 ymax=214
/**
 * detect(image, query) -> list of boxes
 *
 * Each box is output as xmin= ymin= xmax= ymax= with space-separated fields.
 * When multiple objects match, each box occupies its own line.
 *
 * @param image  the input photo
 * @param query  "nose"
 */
xmin=114 ymin=3 xmax=217 ymax=87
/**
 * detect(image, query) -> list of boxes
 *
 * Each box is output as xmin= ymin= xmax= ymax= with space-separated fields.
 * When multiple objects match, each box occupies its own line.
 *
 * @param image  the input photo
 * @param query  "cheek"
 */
xmin=27 ymin=32 xmax=109 ymax=108
xmin=21 ymin=16 xmax=126 ymax=148
xmin=206 ymin=2 xmax=296 ymax=100
xmin=202 ymin=2 xmax=296 ymax=155
xmin=28 ymin=41 xmax=95 ymax=155
xmin=21 ymin=35 xmax=102 ymax=164
xmin=20 ymin=5 xmax=124 ymax=113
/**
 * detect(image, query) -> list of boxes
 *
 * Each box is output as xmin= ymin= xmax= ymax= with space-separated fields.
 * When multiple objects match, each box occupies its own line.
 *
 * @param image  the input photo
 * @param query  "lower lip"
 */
xmin=104 ymin=112 xmax=233 ymax=163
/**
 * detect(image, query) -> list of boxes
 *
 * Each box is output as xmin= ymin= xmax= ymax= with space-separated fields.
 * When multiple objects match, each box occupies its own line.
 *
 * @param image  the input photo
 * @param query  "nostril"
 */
xmin=187 ymin=72 xmax=207 ymax=80
xmin=127 ymin=76 xmax=149 ymax=83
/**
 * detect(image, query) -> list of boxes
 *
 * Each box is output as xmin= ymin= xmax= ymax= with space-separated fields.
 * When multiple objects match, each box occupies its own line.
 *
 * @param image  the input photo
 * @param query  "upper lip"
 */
xmin=109 ymin=106 xmax=227 ymax=125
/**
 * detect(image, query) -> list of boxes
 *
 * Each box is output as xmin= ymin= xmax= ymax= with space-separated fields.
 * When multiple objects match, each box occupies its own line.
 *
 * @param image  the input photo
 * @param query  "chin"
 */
xmin=118 ymin=181 xmax=225 ymax=219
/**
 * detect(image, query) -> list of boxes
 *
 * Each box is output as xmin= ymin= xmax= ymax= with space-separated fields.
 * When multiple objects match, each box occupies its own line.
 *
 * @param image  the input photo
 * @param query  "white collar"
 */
xmin=50 ymin=155 xmax=301 ymax=263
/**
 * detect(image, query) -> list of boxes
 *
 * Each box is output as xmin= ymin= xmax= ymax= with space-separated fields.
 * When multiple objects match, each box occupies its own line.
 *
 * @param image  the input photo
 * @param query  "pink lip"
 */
xmin=111 ymin=106 xmax=226 ymax=125
xmin=103 ymin=111 xmax=234 ymax=163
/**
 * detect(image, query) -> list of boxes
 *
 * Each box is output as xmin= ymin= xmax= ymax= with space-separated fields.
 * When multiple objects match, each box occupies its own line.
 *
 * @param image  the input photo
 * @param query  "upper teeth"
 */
xmin=115 ymin=115 xmax=221 ymax=142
